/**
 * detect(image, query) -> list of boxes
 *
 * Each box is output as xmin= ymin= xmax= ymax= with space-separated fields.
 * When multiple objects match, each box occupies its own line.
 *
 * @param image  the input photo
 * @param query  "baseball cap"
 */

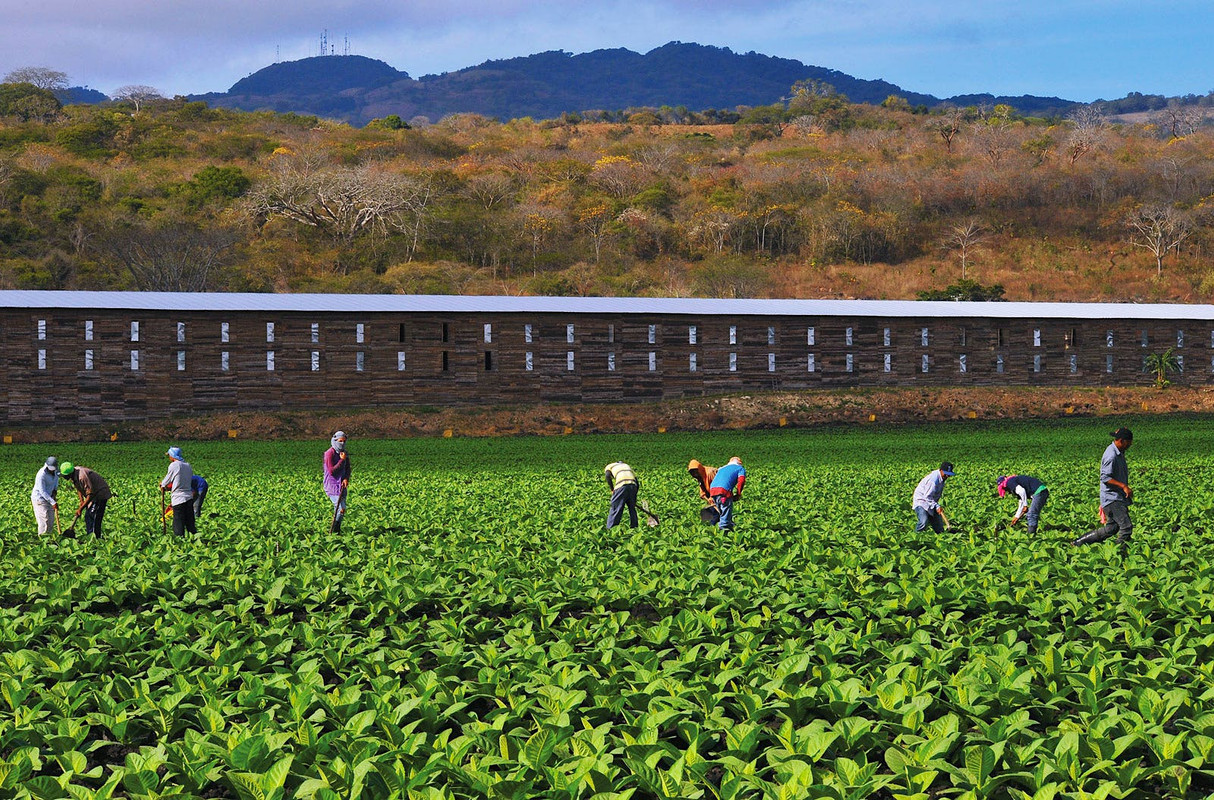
xmin=940 ymin=461 xmax=955 ymax=476
xmin=167 ymin=446 xmax=184 ymax=460
xmin=44 ymin=456 xmax=58 ymax=473
xmin=1110 ymin=427 xmax=1133 ymax=441
xmin=60 ymin=461 xmax=74 ymax=476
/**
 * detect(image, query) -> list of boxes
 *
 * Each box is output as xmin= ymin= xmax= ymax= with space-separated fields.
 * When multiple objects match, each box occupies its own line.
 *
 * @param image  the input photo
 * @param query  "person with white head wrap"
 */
xmin=31 ymin=456 xmax=60 ymax=535
xmin=323 ymin=431 xmax=351 ymax=532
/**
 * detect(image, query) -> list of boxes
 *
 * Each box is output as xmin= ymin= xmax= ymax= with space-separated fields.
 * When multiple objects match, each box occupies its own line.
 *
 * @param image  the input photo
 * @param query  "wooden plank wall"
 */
xmin=2 ymin=309 xmax=1211 ymax=424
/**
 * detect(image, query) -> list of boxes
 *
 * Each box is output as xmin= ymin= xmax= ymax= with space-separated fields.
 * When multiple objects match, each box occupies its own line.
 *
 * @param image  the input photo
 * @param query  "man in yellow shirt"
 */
xmin=604 ymin=461 xmax=640 ymax=529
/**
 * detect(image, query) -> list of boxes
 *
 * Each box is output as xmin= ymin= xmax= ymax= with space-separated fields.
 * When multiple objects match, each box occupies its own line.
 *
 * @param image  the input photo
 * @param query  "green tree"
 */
xmin=1144 ymin=347 xmax=1180 ymax=389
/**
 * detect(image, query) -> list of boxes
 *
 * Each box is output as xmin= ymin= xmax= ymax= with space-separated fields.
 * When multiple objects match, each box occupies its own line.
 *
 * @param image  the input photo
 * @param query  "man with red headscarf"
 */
xmin=996 ymin=474 xmax=1049 ymax=535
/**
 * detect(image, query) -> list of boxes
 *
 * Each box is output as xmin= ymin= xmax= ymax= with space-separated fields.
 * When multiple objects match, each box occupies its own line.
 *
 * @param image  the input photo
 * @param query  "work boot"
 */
xmin=330 ymin=517 xmax=342 ymax=534
xmin=1071 ymin=529 xmax=1108 ymax=546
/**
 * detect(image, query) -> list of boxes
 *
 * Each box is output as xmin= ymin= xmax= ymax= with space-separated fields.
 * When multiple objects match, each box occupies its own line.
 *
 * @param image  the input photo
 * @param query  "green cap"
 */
xmin=60 ymin=461 xmax=74 ymax=476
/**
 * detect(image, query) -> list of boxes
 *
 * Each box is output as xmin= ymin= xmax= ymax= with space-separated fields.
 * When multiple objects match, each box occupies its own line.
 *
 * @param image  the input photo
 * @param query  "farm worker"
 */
xmin=60 ymin=462 xmax=112 ymax=538
xmin=912 ymin=462 xmax=954 ymax=533
xmin=159 ymin=447 xmax=197 ymax=537
xmin=604 ymin=461 xmax=640 ymax=529
xmin=324 ymin=431 xmax=351 ymax=533
xmin=996 ymin=474 xmax=1049 ymax=535
xmin=1072 ymin=427 xmax=1134 ymax=548
xmin=687 ymin=459 xmax=717 ymax=503
xmin=191 ymin=473 xmax=209 ymax=519
xmin=30 ymin=456 xmax=59 ymax=535
xmin=708 ymin=457 xmax=746 ymax=530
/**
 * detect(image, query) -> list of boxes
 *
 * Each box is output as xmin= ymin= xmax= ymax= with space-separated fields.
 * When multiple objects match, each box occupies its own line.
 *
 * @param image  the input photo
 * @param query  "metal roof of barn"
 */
xmin=1 ymin=291 xmax=1213 ymax=320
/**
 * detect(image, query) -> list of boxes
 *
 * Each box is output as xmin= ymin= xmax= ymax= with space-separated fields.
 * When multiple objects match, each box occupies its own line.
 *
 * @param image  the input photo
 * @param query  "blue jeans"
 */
xmin=713 ymin=495 xmax=734 ymax=529
xmin=606 ymin=483 xmax=638 ymax=529
xmin=1024 ymin=489 xmax=1048 ymax=533
xmin=914 ymin=506 xmax=944 ymax=533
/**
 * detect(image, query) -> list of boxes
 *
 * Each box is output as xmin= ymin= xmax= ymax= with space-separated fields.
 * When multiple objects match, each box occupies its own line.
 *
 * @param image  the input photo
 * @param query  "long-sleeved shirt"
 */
xmin=605 ymin=462 xmax=638 ymax=490
xmin=324 ymin=448 xmax=351 ymax=498
xmin=912 ymin=470 xmax=946 ymax=511
xmin=1004 ymin=475 xmax=1044 ymax=515
xmin=69 ymin=466 xmax=112 ymax=503
xmin=688 ymin=460 xmax=717 ymax=501
xmin=160 ymin=460 xmax=194 ymax=506
xmin=31 ymin=466 xmax=58 ymax=505
xmin=710 ymin=463 xmax=747 ymax=498
xmin=1099 ymin=442 xmax=1130 ymax=506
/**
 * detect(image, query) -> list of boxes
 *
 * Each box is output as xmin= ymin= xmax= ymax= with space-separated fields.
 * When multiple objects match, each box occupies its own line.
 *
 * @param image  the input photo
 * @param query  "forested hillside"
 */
xmin=1 ymin=82 xmax=1212 ymax=302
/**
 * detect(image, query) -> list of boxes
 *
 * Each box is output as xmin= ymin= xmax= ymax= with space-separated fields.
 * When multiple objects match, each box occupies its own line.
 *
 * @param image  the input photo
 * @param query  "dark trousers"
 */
xmin=915 ymin=506 xmax=944 ymax=533
xmin=1075 ymin=500 xmax=1132 ymax=545
xmin=194 ymin=488 xmax=207 ymax=518
xmin=172 ymin=501 xmax=197 ymax=537
xmin=84 ymin=497 xmax=108 ymax=538
xmin=1025 ymin=489 xmax=1049 ymax=534
xmin=606 ymin=483 xmax=638 ymax=529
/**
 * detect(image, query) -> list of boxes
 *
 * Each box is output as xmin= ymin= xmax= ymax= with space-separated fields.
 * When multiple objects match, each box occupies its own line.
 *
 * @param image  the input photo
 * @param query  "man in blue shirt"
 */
xmin=1073 ymin=428 xmax=1133 ymax=547
xmin=912 ymin=462 xmax=954 ymax=533
xmin=192 ymin=473 xmax=209 ymax=519
xmin=708 ymin=457 xmax=747 ymax=530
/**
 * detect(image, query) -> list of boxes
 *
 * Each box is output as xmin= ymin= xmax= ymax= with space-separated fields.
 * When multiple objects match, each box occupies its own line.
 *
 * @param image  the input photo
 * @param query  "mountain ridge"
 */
xmin=192 ymin=42 xmax=1077 ymax=125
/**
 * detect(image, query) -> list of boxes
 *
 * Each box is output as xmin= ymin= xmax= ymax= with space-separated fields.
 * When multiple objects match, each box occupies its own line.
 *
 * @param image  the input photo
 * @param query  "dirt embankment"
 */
xmin=7 ymin=386 xmax=1214 ymax=443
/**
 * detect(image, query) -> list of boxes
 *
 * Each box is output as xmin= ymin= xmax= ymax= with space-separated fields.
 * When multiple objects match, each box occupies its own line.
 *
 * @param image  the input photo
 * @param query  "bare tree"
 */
xmin=3 ymin=67 xmax=69 ymax=92
xmin=928 ymin=108 xmax=965 ymax=154
xmin=1064 ymin=105 xmax=1106 ymax=165
xmin=941 ymin=219 xmax=987 ymax=279
xmin=96 ymin=222 xmax=238 ymax=291
xmin=246 ymin=157 xmax=426 ymax=243
xmin=1126 ymin=204 xmax=1194 ymax=275
xmin=1154 ymin=101 xmax=1204 ymax=140
xmin=112 ymin=85 xmax=164 ymax=112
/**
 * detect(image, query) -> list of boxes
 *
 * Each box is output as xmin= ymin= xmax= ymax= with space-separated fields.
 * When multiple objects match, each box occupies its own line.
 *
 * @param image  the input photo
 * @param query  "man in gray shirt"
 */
xmin=1072 ymin=427 xmax=1133 ymax=548
xmin=160 ymin=446 xmax=196 ymax=537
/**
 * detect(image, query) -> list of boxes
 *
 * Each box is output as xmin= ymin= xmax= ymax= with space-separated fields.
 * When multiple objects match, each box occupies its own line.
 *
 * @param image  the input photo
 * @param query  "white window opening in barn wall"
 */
xmin=356 ymin=352 xmax=364 ymax=372
xmin=921 ymin=354 xmax=929 ymax=373
xmin=1107 ymin=331 xmax=1114 ymax=348
xmin=1034 ymin=355 xmax=1041 ymax=372
xmin=960 ymin=354 xmax=967 ymax=373
xmin=884 ymin=353 xmax=891 ymax=373
xmin=84 ymin=350 xmax=93 ymax=370
xmin=807 ymin=353 xmax=815 ymax=372
xmin=1033 ymin=329 xmax=1041 ymax=347
xmin=266 ymin=352 xmax=275 ymax=371
xmin=1106 ymin=355 xmax=1113 ymax=373
xmin=566 ymin=325 xmax=575 ymax=344
xmin=221 ymin=322 xmax=229 ymax=343
xmin=768 ymin=353 xmax=776 ymax=372
xmin=845 ymin=353 xmax=853 ymax=372
xmin=883 ymin=328 xmax=890 ymax=347
xmin=221 ymin=351 xmax=230 ymax=371
xmin=266 ymin=323 xmax=274 ymax=343
xmin=130 ymin=350 xmax=139 ymax=370
xmin=689 ymin=326 xmax=697 ymax=345
xmin=608 ymin=352 xmax=616 ymax=371
xmin=1177 ymin=330 xmax=1184 ymax=348
xmin=1177 ymin=355 xmax=1184 ymax=372
xmin=806 ymin=326 xmax=814 ymax=346
xmin=84 ymin=320 xmax=92 ymax=341
xmin=845 ymin=327 xmax=853 ymax=346
xmin=921 ymin=328 xmax=929 ymax=347
xmin=130 ymin=321 xmax=139 ymax=342
xmin=730 ymin=352 xmax=737 ymax=372
xmin=648 ymin=352 xmax=656 ymax=371
xmin=689 ymin=353 xmax=697 ymax=372
xmin=38 ymin=349 xmax=46 ymax=370
xmin=396 ymin=352 xmax=405 ymax=371
xmin=525 ymin=352 xmax=533 ymax=371
xmin=313 ymin=351 xmax=321 ymax=372
xmin=356 ymin=324 xmax=365 ymax=344
xmin=484 ymin=323 xmax=492 ymax=344
xmin=177 ymin=351 xmax=185 ymax=371
xmin=312 ymin=323 xmax=320 ymax=344
xmin=997 ymin=354 xmax=1005 ymax=373
xmin=768 ymin=327 xmax=776 ymax=346
xmin=1070 ymin=354 xmax=1078 ymax=374
xmin=648 ymin=325 xmax=657 ymax=345
xmin=37 ymin=319 xmax=46 ymax=340
xmin=566 ymin=351 xmax=575 ymax=371
xmin=730 ymin=325 xmax=737 ymax=345
xmin=524 ymin=324 xmax=533 ymax=343
xmin=177 ymin=322 xmax=186 ymax=343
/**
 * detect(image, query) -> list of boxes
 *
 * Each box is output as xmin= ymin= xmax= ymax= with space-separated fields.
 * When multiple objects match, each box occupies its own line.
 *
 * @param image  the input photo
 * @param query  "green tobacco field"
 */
xmin=1 ymin=419 xmax=1213 ymax=800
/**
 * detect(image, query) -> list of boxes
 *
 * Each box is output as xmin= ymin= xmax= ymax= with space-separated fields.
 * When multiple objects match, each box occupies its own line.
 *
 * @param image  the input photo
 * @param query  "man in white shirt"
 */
xmin=160 ymin=447 xmax=196 ymax=537
xmin=912 ymin=461 xmax=954 ymax=533
xmin=30 ymin=456 xmax=59 ymax=535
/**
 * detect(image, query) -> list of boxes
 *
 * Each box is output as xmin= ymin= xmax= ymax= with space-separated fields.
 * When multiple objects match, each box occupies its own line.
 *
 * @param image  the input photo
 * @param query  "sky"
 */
xmin=1 ymin=0 xmax=1211 ymax=102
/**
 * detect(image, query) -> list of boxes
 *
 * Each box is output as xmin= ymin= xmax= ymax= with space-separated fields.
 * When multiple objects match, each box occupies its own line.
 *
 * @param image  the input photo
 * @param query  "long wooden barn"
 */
xmin=3 ymin=291 xmax=1213 ymax=425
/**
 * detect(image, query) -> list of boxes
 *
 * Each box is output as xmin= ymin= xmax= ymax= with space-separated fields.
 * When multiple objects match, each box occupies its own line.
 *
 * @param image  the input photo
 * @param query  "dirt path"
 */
xmin=7 ymin=386 xmax=1214 ymax=443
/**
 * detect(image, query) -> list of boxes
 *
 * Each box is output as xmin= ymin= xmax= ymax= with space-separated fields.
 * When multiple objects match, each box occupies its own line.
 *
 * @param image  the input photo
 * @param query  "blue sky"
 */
xmin=1 ymin=0 xmax=1210 ymax=102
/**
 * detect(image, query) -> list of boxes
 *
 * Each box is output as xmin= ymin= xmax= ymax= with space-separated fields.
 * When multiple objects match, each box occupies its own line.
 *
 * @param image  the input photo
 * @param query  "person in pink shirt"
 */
xmin=323 ymin=431 xmax=351 ymax=532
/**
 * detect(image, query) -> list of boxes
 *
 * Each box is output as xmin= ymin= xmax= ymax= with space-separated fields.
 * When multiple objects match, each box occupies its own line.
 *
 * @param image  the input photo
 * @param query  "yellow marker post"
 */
xmin=562 ymin=426 xmax=573 ymax=435
xmin=2 ymin=435 xmax=11 ymax=445
xmin=779 ymin=416 xmax=787 ymax=427
xmin=966 ymin=411 xmax=978 ymax=419
xmin=868 ymin=414 xmax=876 ymax=422
xmin=227 ymin=429 xmax=238 ymax=439
xmin=442 ymin=429 xmax=454 ymax=438
xmin=657 ymin=426 xmax=667 ymax=434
